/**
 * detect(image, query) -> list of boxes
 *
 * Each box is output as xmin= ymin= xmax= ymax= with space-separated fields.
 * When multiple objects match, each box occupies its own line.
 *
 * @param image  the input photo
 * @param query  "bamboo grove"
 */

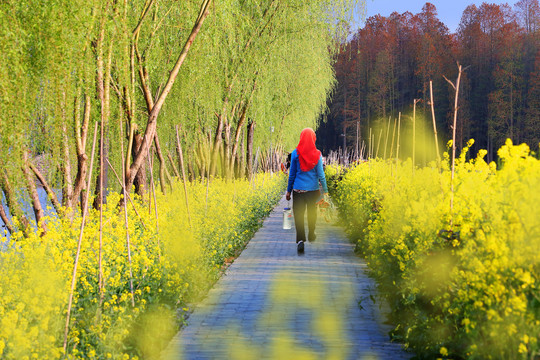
xmin=0 ymin=0 xmax=362 ymax=235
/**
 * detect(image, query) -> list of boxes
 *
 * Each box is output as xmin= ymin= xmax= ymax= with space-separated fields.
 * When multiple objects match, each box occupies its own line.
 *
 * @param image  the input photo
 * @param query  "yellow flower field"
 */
xmin=328 ymin=140 xmax=540 ymax=359
xmin=0 ymin=173 xmax=285 ymax=359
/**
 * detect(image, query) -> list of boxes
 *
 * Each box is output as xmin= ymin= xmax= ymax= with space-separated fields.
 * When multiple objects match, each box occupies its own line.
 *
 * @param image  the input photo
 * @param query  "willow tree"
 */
xmin=0 ymin=0 xmax=363 ymax=234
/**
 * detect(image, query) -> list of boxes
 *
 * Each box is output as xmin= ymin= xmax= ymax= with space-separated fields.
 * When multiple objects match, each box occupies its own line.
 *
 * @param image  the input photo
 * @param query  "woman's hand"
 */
xmin=286 ymin=192 xmax=291 ymax=201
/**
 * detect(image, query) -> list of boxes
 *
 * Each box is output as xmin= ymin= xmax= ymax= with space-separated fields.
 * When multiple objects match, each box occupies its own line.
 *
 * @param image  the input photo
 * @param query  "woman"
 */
xmin=286 ymin=128 xmax=328 ymax=253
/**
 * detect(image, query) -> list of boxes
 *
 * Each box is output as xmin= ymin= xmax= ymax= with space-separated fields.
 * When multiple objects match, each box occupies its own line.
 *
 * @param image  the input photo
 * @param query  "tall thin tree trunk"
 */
xmin=176 ymin=125 xmax=192 ymax=228
xmin=246 ymin=120 xmax=256 ymax=179
xmin=22 ymin=151 xmax=47 ymax=235
xmin=63 ymin=122 xmax=99 ymax=352
xmin=29 ymin=162 xmax=61 ymax=214
xmin=0 ymin=171 xmax=30 ymax=233
xmin=72 ymin=94 xmax=91 ymax=211
xmin=62 ymin=101 xmax=74 ymax=210
xmin=429 ymin=81 xmax=441 ymax=165
xmin=154 ymin=132 xmax=172 ymax=193
xmin=168 ymin=152 xmax=181 ymax=178
xmin=0 ymin=191 xmax=13 ymax=235
xmin=125 ymin=0 xmax=212 ymax=194
xmin=444 ymin=64 xmax=464 ymax=219
xmin=132 ymin=133 xmax=147 ymax=197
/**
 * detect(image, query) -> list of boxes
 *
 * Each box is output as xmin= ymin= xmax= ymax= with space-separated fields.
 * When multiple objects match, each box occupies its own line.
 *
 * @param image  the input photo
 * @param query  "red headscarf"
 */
xmin=296 ymin=128 xmax=321 ymax=172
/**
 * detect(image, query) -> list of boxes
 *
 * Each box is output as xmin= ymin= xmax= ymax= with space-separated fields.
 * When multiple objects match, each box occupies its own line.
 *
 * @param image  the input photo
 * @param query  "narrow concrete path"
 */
xmin=166 ymin=197 xmax=411 ymax=360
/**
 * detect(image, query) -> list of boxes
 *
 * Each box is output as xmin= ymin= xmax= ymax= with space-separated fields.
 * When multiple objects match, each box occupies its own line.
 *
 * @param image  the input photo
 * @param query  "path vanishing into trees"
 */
xmin=165 ymin=197 xmax=412 ymax=360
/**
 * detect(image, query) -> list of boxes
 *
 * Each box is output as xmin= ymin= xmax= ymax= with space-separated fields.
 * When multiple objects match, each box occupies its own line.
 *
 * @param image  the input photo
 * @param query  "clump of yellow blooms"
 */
xmin=0 ymin=172 xmax=285 ymax=359
xmin=328 ymin=139 xmax=540 ymax=359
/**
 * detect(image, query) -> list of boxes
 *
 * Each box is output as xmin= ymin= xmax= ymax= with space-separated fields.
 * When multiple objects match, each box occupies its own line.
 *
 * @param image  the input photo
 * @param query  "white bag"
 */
xmin=282 ymin=203 xmax=293 ymax=229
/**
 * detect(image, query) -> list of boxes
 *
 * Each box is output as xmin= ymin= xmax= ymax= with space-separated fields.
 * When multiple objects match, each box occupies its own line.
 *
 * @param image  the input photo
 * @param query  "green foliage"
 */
xmin=329 ymin=139 xmax=540 ymax=359
xmin=0 ymin=0 xmax=363 ymax=187
xmin=0 ymin=173 xmax=285 ymax=359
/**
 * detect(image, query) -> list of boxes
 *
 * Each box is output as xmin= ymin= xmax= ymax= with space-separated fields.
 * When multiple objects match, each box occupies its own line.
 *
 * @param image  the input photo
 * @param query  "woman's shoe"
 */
xmin=297 ymin=240 xmax=304 ymax=253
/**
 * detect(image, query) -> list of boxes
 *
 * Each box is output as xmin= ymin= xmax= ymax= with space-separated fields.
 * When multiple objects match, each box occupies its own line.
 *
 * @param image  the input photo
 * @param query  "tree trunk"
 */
xmin=72 ymin=94 xmax=91 ymax=211
xmin=239 ymin=127 xmax=245 ymax=178
xmin=29 ymin=162 xmax=61 ymax=215
xmin=125 ymin=0 xmax=212 ymax=194
xmin=246 ymin=120 xmax=256 ymax=179
xmin=0 ymin=171 xmax=30 ymax=233
xmin=132 ymin=133 xmax=147 ymax=197
xmin=229 ymin=103 xmax=249 ymax=175
xmin=62 ymin=99 xmax=74 ymax=210
xmin=22 ymin=152 xmax=47 ymax=235
xmin=153 ymin=132 xmax=172 ymax=193
xmin=187 ymin=156 xmax=195 ymax=181
xmin=0 ymin=192 xmax=13 ymax=235
xmin=93 ymin=37 xmax=112 ymax=210
xmin=167 ymin=152 xmax=181 ymax=179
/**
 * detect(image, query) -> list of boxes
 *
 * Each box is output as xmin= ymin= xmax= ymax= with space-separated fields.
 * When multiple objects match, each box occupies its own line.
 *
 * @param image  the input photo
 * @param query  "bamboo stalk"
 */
xmin=118 ymin=114 xmax=135 ymax=307
xmin=444 ymin=64 xmax=466 ymax=219
xmin=384 ymin=116 xmax=391 ymax=159
xmin=147 ymin=150 xmax=160 ymax=260
xmin=98 ymin=118 xmax=105 ymax=308
xmin=368 ymin=128 xmax=372 ymax=159
xmin=396 ymin=112 xmax=402 ymax=163
xmin=413 ymin=99 xmax=420 ymax=174
xmin=390 ymin=117 xmax=397 ymax=159
xmin=176 ymin=125 xmax=193 ymax=228
xmin=429 ymin=80 xmax=441 ymax=166
xmin=64 ymin=121 xmax=99 ymax=352
xmin=375 ymin=128 xmax=383 ymax=159
xmin=148 ymin=153 xmax=153 ymax=215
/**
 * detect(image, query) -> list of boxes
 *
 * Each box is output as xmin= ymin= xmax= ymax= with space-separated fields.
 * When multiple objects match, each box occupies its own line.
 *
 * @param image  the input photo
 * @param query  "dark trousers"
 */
xmin=292 ymin=190 xmax=320 ymax=243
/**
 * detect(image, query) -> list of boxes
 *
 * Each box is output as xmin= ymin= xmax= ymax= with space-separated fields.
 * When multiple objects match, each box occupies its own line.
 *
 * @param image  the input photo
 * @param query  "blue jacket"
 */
xmin=287 ymin=149 xmax=328 ymax=193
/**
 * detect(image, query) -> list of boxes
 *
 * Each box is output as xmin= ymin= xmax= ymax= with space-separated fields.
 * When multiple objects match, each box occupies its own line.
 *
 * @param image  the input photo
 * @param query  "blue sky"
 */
xmin=359 ymin=0 xmax=517 ymax=33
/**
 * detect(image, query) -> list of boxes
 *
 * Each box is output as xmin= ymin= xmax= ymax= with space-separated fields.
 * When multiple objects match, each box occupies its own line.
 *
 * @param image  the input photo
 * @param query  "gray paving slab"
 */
xmin=165 ymin=196 xmax=412 ymax=360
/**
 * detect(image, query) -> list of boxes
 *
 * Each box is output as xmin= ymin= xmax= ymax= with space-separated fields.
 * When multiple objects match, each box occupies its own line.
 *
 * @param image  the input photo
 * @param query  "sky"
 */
xmin=359 ymin=0 xmax=518 ymax=33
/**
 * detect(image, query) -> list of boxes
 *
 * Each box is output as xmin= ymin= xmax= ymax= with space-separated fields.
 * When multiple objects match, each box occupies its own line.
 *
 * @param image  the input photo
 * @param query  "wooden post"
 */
xmin=390 ymin=117 xmax=397 ymax=159
xmin=429 ymin=80 xmax=441 ymax=166
xmin=413 ymin=99 xmax=420 ymax=174
xmin=368 ymin=128 xmax=372 ymax=159
xmin=444 ymin=64 xmax=466 ymax=218
xmin=396 ymin=112 xmax=401 ymax=164
xmin=384 ymin=116 xmax=391 ymax=160
xmin=64 ymin=121 xmax=99 ymax=352
xmin=375 ymin=128 xmax=383 ymax=159
xmin=118 ymin=113 xmax=135 ymax=306
xmin=176 ymin=125 xmax=192 ymax=228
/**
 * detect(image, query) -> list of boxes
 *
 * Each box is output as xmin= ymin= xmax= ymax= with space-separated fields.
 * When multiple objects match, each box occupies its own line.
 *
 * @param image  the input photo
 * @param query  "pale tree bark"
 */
xmin=0 ymin=191 xmax=13 ymax=235
xmin=167 ymin=152 xmax=181 ymax=178
xmin=246 ymin=120 xmax=256 ymax=179
xmin=72 ymin=94 xmax=91 ymax=211
xmin=229 ymin=103 xmax=248 ymax=176
xmin=93 ymin=35 xmax=112 ymax=210
xmin=125 ymin=0 xmax=212 ymax=194
xmin=22 ymin=151 xmax=47 ymax=235
xmin=154 ymin=133 xmax=173 ymax=192
xmin=130 ymin=132 xmax=147 ymax=197
xmin=29 ymin=162 xmax=61 ymax=214
xmin=0 ymin=171 xmax=30 ymax=233
xmin=62 ymin=93 xmax=74 ymax=210
xmin=135 ymin=58 xmax=172 ymax=193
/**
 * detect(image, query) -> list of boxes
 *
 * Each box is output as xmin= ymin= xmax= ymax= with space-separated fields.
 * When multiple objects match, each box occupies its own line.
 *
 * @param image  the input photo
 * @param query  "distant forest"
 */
xmin=318 ymin=0 xmax=540 ymax=162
